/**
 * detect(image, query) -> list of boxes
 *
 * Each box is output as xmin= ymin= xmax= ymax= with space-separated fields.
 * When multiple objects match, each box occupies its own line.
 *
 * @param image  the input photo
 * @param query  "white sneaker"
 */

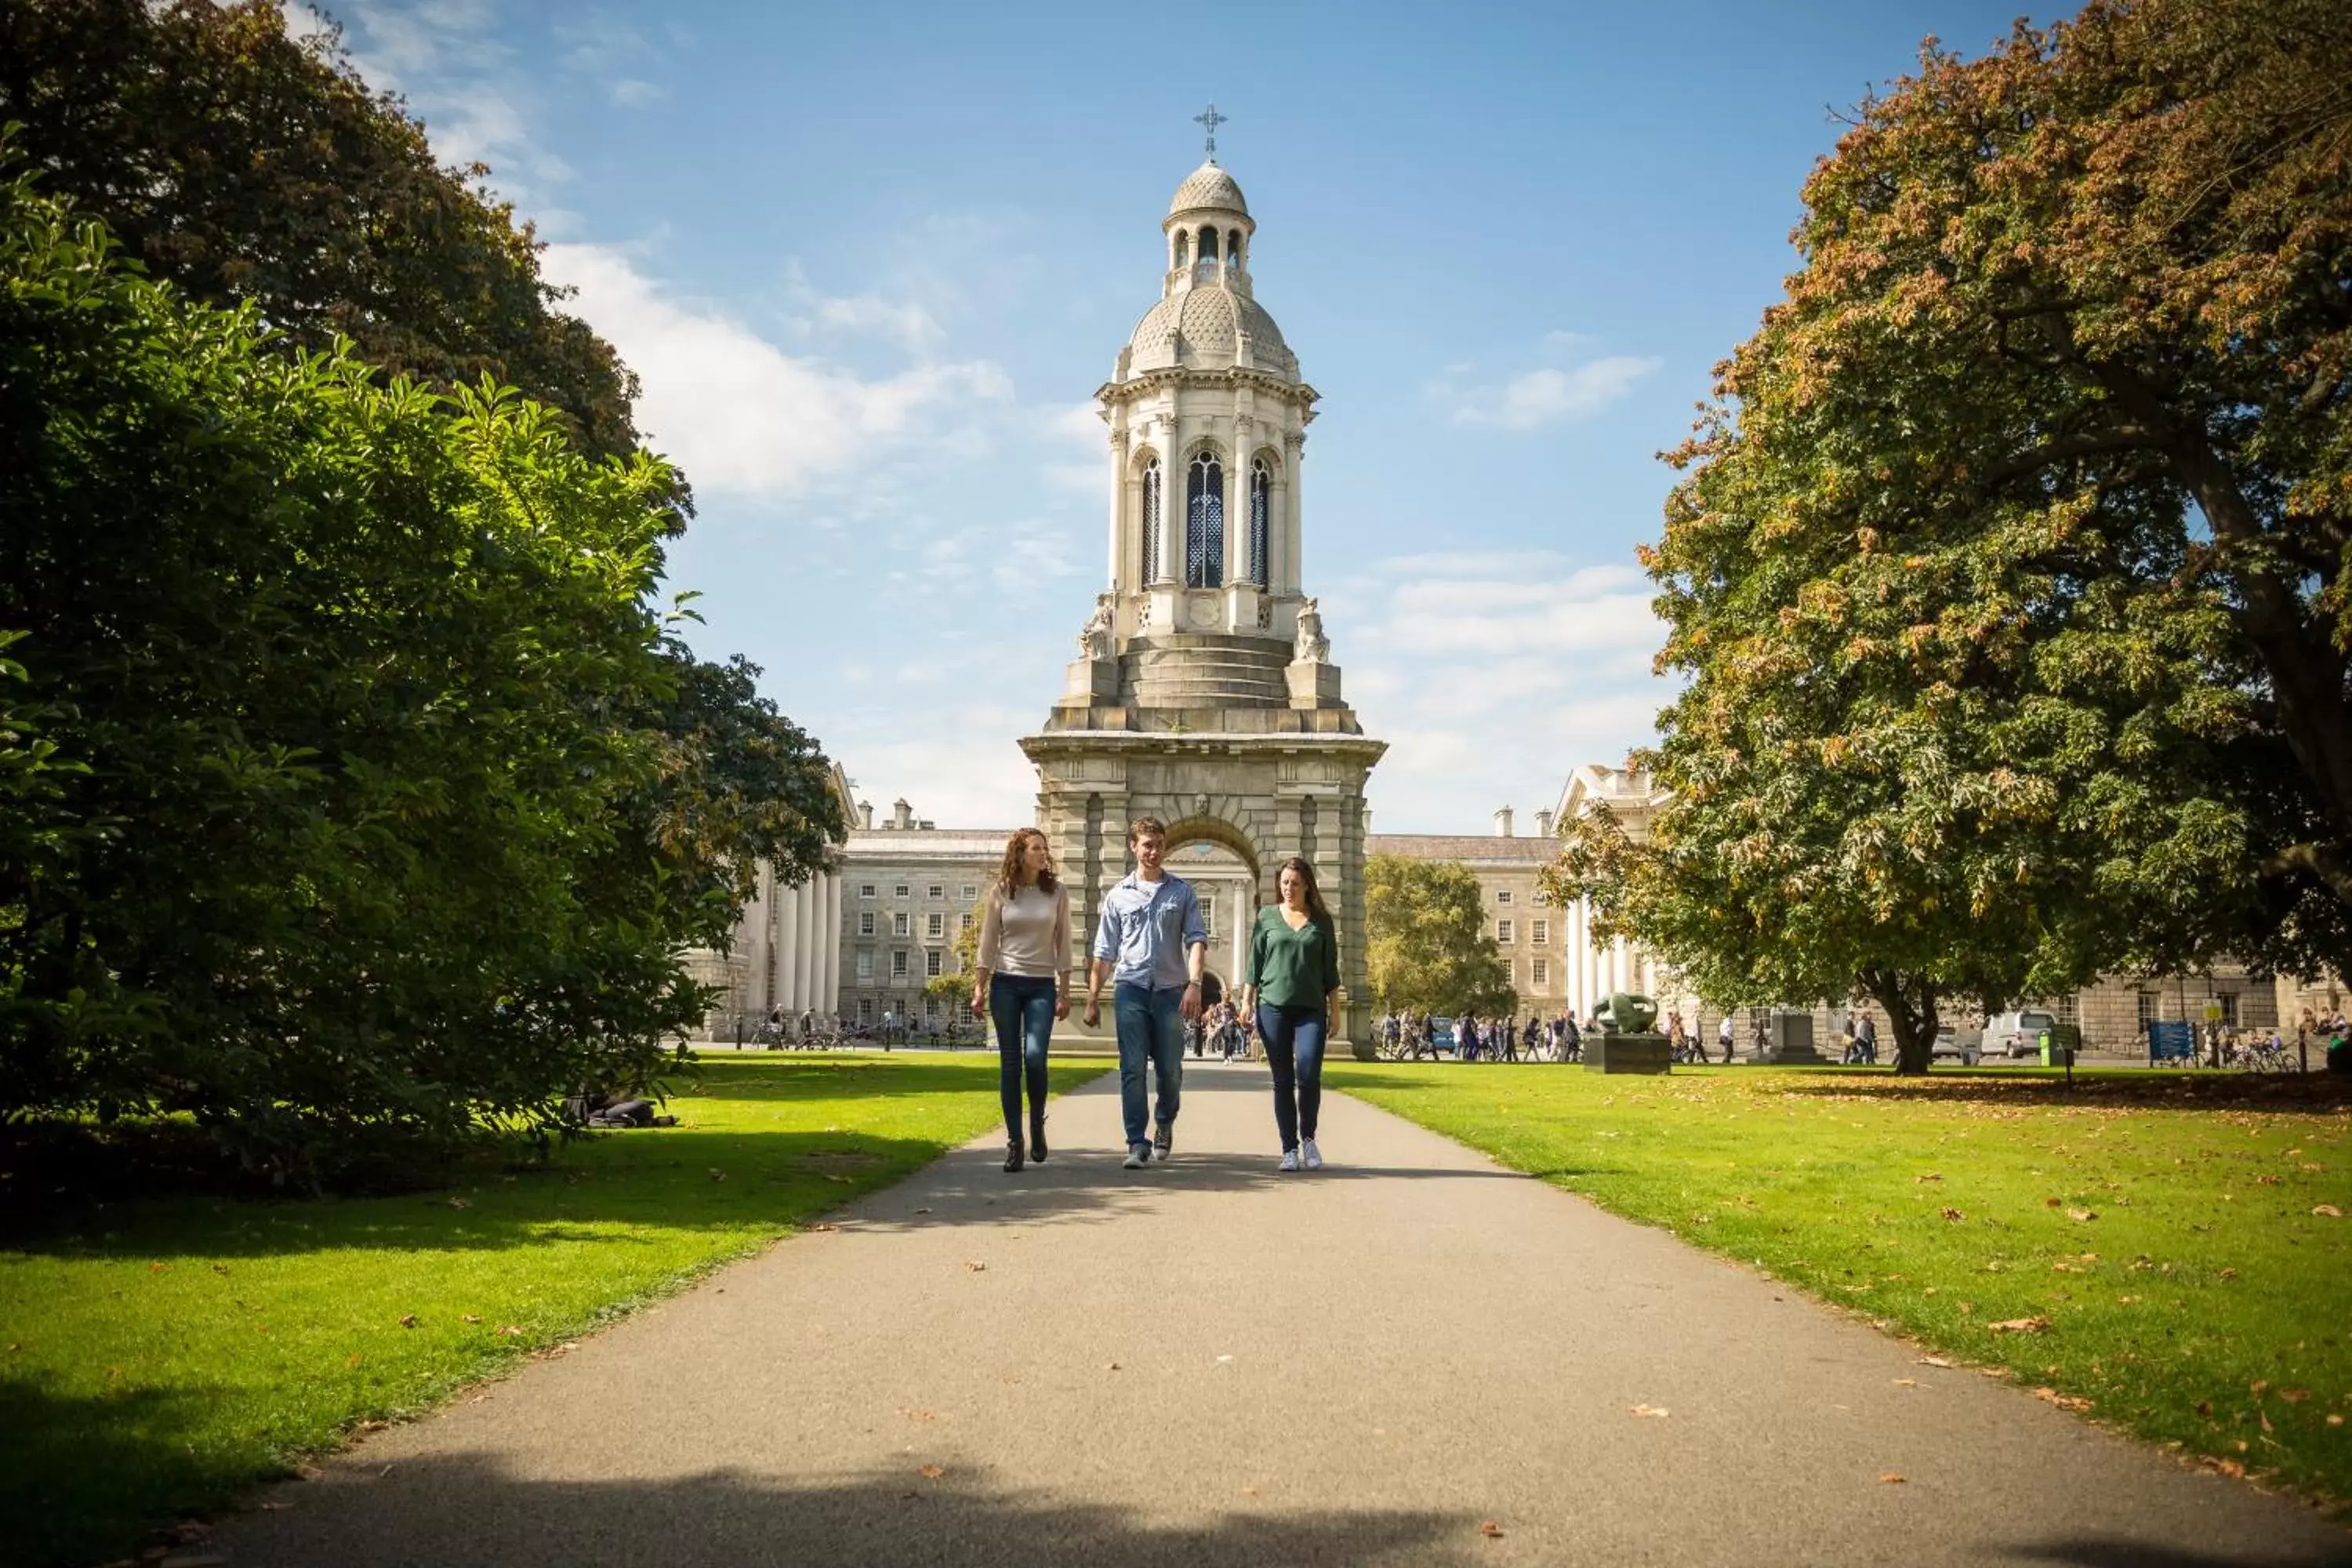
xmin=1302 ymin=1138 xmax=1323 ymax=1171
xmin=1278 ymin=1149 xmax=1300 ymax=1172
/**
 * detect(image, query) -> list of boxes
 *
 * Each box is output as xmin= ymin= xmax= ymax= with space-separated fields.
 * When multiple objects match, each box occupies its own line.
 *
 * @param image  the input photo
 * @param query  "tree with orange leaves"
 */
xmin=1553 ymin=0 xmax=2351 ymax=1073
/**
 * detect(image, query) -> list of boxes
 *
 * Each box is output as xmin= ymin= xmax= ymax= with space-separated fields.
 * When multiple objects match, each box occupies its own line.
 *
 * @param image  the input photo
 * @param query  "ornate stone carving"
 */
xmin=1293 ymin=597 xmax=1330 ymax=663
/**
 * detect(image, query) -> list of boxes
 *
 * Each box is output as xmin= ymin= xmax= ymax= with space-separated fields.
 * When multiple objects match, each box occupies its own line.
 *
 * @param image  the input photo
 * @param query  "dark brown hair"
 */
xmin=1127 ymin=815 xmax=1168 ymax=846
xmin=1276 ymin=856 xmax=1333 ymax=931
xmin=996 ymin=828 xmax=1058 ymax=898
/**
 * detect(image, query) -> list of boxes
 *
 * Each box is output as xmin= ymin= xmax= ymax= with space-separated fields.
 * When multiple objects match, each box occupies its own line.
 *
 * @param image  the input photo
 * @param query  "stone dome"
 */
xmin=1168 ymin=162 xmax=1247 ymax=216
xmin=1126 ymin=285 xmax=1298 ymax=381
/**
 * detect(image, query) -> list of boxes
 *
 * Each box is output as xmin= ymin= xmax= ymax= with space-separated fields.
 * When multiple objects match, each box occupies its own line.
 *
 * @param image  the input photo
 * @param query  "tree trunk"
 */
xmin=1860 ymin=968 xmax=1941 ymax=1076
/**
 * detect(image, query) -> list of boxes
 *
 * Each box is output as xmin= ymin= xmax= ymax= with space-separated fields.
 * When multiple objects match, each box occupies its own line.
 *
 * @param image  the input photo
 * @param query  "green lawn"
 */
xmin=0 ymin=1052 xmax=1105 ymax=1568
xmin=1328 ymin=1061 xmax=2352 ymax=1506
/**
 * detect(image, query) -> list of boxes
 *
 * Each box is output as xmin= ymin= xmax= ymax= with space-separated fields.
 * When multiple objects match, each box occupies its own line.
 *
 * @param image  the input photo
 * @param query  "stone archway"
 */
xmin=1160 ymin=827 xmax=1260 ymax=1007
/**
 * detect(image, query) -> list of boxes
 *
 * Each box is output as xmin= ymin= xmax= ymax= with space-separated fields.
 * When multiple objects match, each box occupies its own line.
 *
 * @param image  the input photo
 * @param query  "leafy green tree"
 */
xmin=0 ymin=169 xmax=826 ymax=1177
xmin=926 ymin=895 xmax=987 ymax=1018
xmin=0 ymin=0 xmax=648 ymax=473
xmin=1563 ymin=0 xmax=2352 ymax=1070
xmin=1363 ymin=855 xmax=1515 ymax=1018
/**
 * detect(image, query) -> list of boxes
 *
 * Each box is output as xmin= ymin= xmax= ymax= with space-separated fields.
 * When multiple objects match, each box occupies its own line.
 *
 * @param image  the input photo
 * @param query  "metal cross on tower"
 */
xmin=1194 ymin=104 xmax=1227 ymax=162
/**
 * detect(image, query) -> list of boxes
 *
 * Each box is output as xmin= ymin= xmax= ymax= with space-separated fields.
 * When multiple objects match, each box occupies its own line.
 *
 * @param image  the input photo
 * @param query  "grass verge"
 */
xmin=1327 ymin=1061 xmax=2352 ymax=1507
xmin=0 ymin=1052 xmax=1105 ymax=1567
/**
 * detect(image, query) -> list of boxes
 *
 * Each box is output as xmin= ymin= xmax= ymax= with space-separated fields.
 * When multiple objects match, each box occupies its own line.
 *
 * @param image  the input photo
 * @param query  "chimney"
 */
xmin=1495 ymin=805 xmax=1515 ymax=837
xmin=858 ymin=800 xmax=874 ymax=829
xmin=1535 ymin=808 xmax=1555 ymax=837
xmin=892 ymin=797 xmax=913 ymax=830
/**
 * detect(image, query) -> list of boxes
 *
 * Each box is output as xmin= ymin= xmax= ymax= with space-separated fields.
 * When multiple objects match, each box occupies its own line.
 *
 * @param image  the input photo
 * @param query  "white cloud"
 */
xmin=611 ymin=78 xmax=666 ymax=107
xmin=1341 ymin=550 xmax=1678 ymax=833
xmin=1433 ymin=355 xmax=1664 ymax=430
xmin=540 ymin=243 xmax=1011 ymax=498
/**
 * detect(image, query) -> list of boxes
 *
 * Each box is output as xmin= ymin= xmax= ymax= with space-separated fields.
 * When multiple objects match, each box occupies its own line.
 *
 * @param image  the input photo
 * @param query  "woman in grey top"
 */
xmin=970 ymin=828 xmax=1072 ymax=1171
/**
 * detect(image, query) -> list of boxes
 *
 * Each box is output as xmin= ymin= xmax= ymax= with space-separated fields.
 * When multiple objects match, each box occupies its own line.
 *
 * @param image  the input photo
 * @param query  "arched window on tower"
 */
xmin=1171 ymin=230 xmax=1189 ymax=270
xmin=1229 ymin=228 xmax=1246 ymax=271
xmin=1185 ymin=452 xmax=1224 ymax=588
xmin=1194 ymin=227 xmax=1219 ymax=285
xmin=1140 ymin=457 xmax=1162 ymax=583
xmin=1248 ymin=457 xmax=1272 ymax=586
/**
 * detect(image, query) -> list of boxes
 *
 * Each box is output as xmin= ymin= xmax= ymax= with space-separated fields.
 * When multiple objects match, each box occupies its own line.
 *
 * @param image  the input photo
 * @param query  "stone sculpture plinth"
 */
xmin=1585 ymin=990 xmax=1671 ymax=1074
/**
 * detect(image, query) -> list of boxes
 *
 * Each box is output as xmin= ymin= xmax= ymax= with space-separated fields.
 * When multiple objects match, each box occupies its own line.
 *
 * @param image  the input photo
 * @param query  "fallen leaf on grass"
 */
xmin=807 ymin=1222 xmax=838 ymax=1232
xmin=2255 ymin=1175 xmax=2281 ymax=1186
xmin=1941 ymin=1207 xmax=1965 ymax=1222
xmin=2328 ymin=1414 xmax=2344 ymax=1427
xmin=2067 ymin=1209 xmax=2097 ymax=1223
xmin=2314 ymin=1204 xmax=2343 ymax=1218
xmin=917 ymin=1465 xmax=944 ymax=1479
xmin=2281 ymin=1388 xmax=2310 ymax=1403
xmin=1878 ymin=1472 xmax=1906 ymax=1484
xmin=2209 ymin=1457 xmax=2247 ymax=1479
xmin=2045 ymin=1196 xmax=2063 ymax=1207
xmin=397 ymin=1314 xmax=417 ymax=1329
xmin=1918 ymin=1356 xmax=1954 ymax=1368
xmin=444 ymin=1198 xmax=470 ymax=1210
xmin=1915 ymin=1173 xmax=1944 ymax=1182
xmin=495 ymin=1326 xmax=523 ymax=1337
xmin=2300 ymin=1163 xmax=2325 ymax=1173
xmin=2220 ymin=1268 xmax=2238 ymax=1280
xmin=2034 ymin=1387 xmax=2092 ymax=1413
xmin=1989 ymin=1316 xmax=2051 ymax=1334
xmin=462 ymin=1314 xmax=480 ymax=1323
xmin=345 ymin=1354 xmax=361 ymax=1368
xmin=1478 ymin=1521 xmax=1504 ymax=1538
xmin=1629 ymin=1404 xmax=1670 ymax=1418
xmin=707 ymin=1169 xmax=727 ymax=1183
xmin=2196 ymin=1400 xmax=2213 ymax=1417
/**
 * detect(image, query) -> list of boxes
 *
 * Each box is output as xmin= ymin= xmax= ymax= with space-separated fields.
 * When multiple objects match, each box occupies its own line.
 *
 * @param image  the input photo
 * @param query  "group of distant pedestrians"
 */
xmin=967 ymin=818 xmax=1342 ymax=1175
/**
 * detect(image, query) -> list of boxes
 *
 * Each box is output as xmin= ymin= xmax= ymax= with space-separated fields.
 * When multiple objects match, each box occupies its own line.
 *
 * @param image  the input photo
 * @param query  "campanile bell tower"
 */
xmin=1022 ymin=122 xmax=1385 ymax=1050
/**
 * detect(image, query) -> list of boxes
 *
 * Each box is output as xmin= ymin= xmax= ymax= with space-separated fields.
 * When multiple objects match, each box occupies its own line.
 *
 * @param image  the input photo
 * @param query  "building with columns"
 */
xmin=686 ymin=763 xmax=858 ymax=1041
xmin=1019 ymin=151 xmax=1386 ymax=1050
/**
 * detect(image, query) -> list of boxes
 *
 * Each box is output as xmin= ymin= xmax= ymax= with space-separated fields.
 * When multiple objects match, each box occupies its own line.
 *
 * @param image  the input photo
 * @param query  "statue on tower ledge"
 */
xmin=1292 ymin=597 xmax=1329 ymax=664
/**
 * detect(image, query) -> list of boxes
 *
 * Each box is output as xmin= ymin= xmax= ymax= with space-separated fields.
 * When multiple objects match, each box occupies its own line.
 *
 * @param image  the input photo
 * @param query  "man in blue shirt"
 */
xmin=1083 ymin=816 xmax=1207 ymax=1168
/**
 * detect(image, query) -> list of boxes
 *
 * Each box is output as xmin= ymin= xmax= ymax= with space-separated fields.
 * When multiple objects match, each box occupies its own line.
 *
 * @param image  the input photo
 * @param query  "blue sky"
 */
xmin=317 ymin=0 xmax=2043 ymax=833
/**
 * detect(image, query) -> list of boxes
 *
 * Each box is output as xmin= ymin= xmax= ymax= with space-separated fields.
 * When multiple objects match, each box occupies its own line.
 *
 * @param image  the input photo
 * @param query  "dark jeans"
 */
xmin=989 ymin=975 xmax=1055 ymax=1138
xmin=1258 ymin=1002 xmax=1327 ymax=1152
xmin=1112 ymin=982 xmax=1185 ymax=1147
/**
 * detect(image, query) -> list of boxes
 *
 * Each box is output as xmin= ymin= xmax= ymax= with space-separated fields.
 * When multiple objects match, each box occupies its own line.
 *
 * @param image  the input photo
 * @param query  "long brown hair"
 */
xmin=1276 ymin=856 xmax=1332 ymax=930
xmin=996 ymin=828 xmax=1058 ymax=898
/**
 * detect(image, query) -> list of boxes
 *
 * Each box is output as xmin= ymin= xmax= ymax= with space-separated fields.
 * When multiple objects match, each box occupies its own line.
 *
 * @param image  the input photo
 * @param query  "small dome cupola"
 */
xmin=1164 ymin=165 xmax=1254 ymax=289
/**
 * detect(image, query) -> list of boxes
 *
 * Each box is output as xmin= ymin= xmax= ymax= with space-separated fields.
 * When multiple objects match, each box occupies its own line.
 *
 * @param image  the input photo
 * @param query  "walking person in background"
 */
xmin=1244 ymin=857 xmax=1341 ymax=1172
xmin=1717 ymin=1013 xmax=1735 ymax=1065
xmin=970 ymin=828 xmax=1071 ymax=1173
xmin=1083 ymin=817 xmax=1207 ymax=1169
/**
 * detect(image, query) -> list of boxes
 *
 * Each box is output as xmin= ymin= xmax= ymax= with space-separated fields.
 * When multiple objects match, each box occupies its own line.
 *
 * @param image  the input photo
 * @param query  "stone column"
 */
xmin=797 ymin=879 xmax=819 ymax=1011
xmin=775 ymin=878 xmax=800 ymax=1017
xmin=1225 ymin=419 xmax=1250 ymax=586
xmin=820 ymin=873 xmax=840 ymax=1015
xmin=1163 ymin=421 xmax=1190 ymax=586
xmin=1108 ymin=426 xmax=1127 ymax=590
xmin=1283 ymin=432 xmax=1305 ymax=594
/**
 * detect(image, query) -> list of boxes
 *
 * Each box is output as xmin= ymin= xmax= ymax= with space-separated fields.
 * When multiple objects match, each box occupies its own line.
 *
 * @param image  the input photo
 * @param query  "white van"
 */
xmin=1981 ymin=1009 xmax=2060 ymax=1059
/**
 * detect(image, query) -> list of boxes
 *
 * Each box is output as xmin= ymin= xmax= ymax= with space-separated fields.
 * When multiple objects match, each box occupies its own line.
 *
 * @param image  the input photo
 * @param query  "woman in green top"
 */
xmin=1242 ymin=856 xmax=1341 ymax=1171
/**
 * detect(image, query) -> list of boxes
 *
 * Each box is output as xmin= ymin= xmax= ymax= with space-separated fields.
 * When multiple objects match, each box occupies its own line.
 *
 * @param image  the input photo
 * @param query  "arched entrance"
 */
xmin=1161 ymin=827 xmax=1261 ymax=996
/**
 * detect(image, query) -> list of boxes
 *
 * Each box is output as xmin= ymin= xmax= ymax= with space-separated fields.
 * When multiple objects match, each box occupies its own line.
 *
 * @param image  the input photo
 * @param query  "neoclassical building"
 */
xmin=1019 ymin=153 xmax=1386 ymax=1048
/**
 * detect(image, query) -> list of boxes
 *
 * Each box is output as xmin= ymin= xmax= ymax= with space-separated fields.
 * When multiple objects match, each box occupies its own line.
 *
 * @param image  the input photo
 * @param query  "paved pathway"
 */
xmin=222 ymin=1063 xmax=2349 ymax=1566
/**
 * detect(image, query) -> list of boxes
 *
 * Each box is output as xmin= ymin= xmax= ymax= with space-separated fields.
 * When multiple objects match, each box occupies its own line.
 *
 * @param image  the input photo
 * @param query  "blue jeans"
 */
xmin=1258 ymin=1003 xmax=1326 ymax=1152
xmin=1112 ymin=982 xmax=1185 ymax=1147
xmin=989 ymin=975 xmax=1055 ymax=1138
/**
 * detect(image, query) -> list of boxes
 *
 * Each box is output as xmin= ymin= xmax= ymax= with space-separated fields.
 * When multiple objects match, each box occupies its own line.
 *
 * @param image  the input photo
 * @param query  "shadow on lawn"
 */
xmin=1766 ymin=1071 xmax=2352 ymax=1113
xmin=1 ymin=1376 xmax=245 ymax=1568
